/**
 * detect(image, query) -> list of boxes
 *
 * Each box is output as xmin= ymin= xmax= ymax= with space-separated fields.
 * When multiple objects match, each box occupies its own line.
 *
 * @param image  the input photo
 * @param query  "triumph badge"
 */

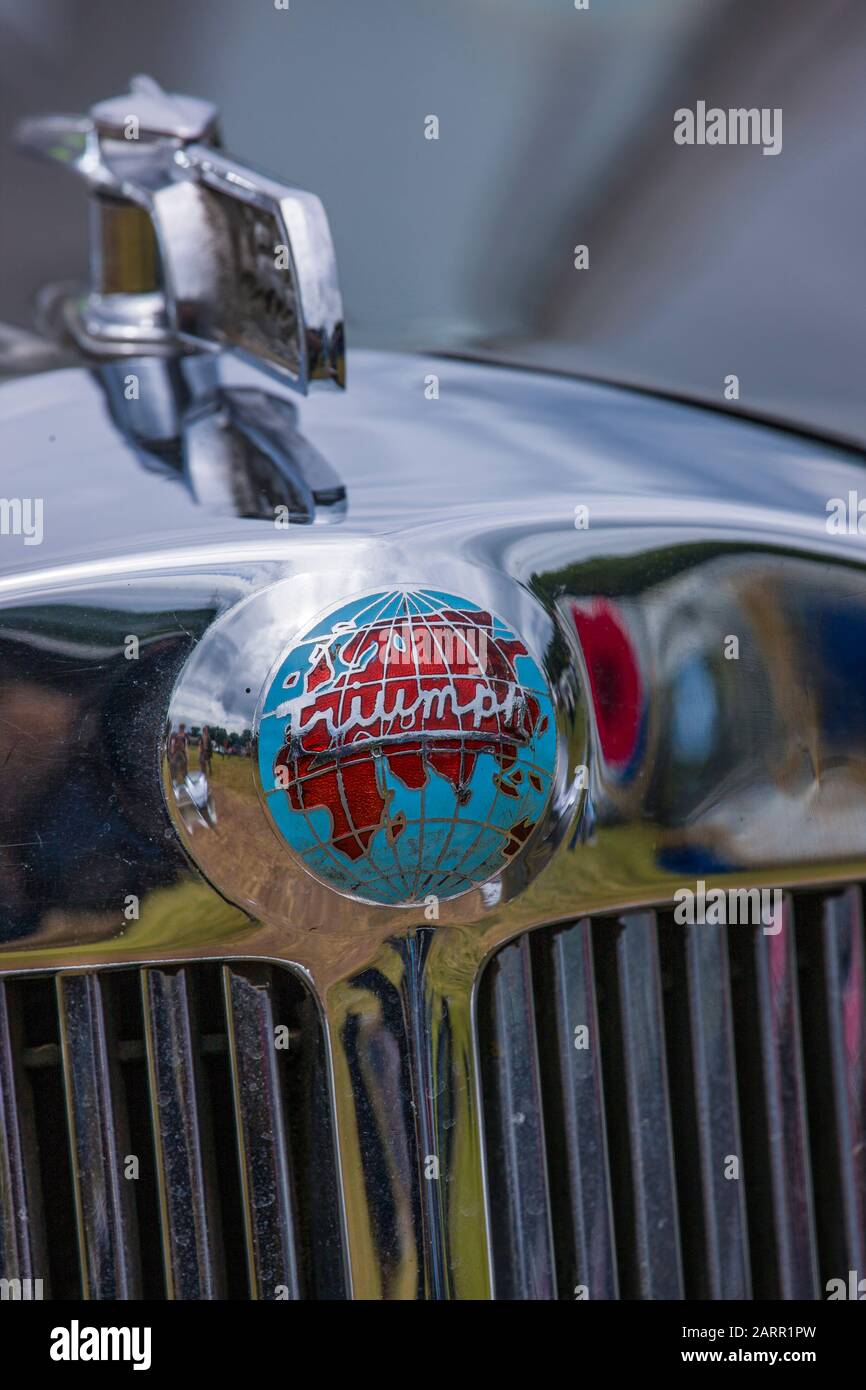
xmin=255 ymin=588 xmax=556 ymax=905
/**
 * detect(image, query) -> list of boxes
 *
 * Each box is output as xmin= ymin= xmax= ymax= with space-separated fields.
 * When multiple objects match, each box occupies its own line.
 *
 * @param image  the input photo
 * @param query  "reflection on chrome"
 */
xmin=171 ymin=772 xmax=217 ymax=834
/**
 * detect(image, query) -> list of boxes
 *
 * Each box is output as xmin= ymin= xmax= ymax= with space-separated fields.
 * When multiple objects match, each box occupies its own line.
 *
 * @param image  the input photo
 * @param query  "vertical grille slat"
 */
xmin=56 ymin=971 xmax=141 ymax=1299
xmin=141 ymin=966 xmax=224 ymax=1299
xmin=757 ymin=897 xmax=820 ymax=1296
xmin=797 ymin=887 xmax=866 ymax=1283
xmin=597 ymin=911 xmax=684 ymax=1299
xmin=0 ymin=978 xmax=47 ymax=1291
xmin=222 ymin=963 xmax=301 ymax=1300
xmin=479 ymin=935 xmax=557 ymax=1300
xmin=536 ymin=918 xmax=618 ymax=1299
xmin=731 ymin=896 xmax=819 ymax=1298
xmin=819 ymin=888 xmax=866 ymax=1274
xmin=682 ymin=922 xmax=751 ymax=1298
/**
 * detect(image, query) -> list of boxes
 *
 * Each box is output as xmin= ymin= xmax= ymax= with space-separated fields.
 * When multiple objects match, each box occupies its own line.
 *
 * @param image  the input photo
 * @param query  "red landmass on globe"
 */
xmin=273 ymin=608 xmax=543 ymax=860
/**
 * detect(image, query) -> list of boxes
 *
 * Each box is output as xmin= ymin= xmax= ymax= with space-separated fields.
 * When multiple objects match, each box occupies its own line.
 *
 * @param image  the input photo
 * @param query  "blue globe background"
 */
xmin=256 ymin=588 xmax=556 ymax=905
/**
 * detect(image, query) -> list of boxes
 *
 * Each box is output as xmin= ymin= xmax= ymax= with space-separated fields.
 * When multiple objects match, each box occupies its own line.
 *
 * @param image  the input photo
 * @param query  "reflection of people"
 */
xmin=169 ymin=722 xmax=189 ymax=783
xmin=199 ymin=724 xmax=212 ymax=776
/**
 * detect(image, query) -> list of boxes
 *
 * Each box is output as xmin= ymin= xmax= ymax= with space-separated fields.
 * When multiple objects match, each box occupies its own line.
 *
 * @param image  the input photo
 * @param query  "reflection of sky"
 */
xmin=670 ymin=655 xmax=717 ymax=764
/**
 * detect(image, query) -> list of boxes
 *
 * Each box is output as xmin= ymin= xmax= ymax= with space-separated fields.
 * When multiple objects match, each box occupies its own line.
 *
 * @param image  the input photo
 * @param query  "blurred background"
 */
xmin=0 ymin=0 xmax=863 ymax=445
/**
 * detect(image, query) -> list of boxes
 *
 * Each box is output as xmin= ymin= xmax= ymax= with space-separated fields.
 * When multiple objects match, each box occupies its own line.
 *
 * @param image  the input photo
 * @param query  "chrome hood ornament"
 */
xmin=15 ymin=75 xmax=344 ymax=392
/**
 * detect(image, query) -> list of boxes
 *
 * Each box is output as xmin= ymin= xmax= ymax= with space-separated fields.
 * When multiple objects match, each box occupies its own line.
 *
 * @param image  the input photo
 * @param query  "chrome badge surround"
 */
xmin=162 ymin=563 xmax=587 ymax=936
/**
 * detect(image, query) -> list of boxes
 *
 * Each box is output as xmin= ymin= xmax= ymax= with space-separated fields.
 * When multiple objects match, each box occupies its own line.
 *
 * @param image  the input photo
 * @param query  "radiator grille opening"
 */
xmin=0 ymin=960 xmax=346 ymax=1300
xmin=478 ymin=886 xmax=865 ymax=1300
xmin=5 ymin=888 xmax=863 ymax=1300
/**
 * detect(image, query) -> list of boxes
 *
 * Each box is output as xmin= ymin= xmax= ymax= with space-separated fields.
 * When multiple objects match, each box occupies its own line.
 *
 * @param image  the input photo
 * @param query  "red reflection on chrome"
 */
xmin=571 ymin=599 xmax=642 ymax=766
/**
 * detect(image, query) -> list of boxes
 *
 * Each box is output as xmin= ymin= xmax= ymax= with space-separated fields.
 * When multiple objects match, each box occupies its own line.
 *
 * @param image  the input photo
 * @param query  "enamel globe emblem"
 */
xmin=255 ymin=588 xmax=557 ymax=905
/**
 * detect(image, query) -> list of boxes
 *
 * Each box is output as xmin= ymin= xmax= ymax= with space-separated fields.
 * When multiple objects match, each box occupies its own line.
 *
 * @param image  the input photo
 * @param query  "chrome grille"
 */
xmin=3 ymin=888 xmax=863 ymax=1300
xmin=478 ymin=886 xmax=866 ymax=1300
xmin=0 ymin=962 xmax=345 ymax=1299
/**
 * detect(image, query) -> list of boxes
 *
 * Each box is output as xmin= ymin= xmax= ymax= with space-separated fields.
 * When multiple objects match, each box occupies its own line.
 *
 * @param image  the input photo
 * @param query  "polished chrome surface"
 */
xmin=95 ymin=356 xmax=346 ymax=522
xmin=16 ymin=77 xmax=344 ymax=393
xmin=141 ymin=966 xmax=224 ymax=1299
xmin=91 ymin=78 xmax=219 ymax=144
xmin=318 ymin=927 xmax=492 ymax=1298
xmin=56 ymin=971 xmax=141 ymax=1299
xmin=223 ymin=964 xmax=302 ymax=1300
xmin=324 ymin=932 xmax=432 ymax=1298
xmin=2 ymin=339 xmax=866 ymax=1297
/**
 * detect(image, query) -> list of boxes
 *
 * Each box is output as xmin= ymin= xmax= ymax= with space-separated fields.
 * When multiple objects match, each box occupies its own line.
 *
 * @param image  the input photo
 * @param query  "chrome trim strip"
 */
xmin=323 ymin=938 xmax=431 ymax=1300
xmin=0 ymin=979 xmax=47 ymax=1289
xmin=141 ymin=966 xmax=224 ymax=1299
xmin=322 ymin=927 xmax=494 ymax=1299
xmin=56 ymin=972 xmax=140 ymax=1299
xmin=397 ymin=931 xmax=443 ymax=1296
xmin=222 ymin=963 xmax=301 ymax=1299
